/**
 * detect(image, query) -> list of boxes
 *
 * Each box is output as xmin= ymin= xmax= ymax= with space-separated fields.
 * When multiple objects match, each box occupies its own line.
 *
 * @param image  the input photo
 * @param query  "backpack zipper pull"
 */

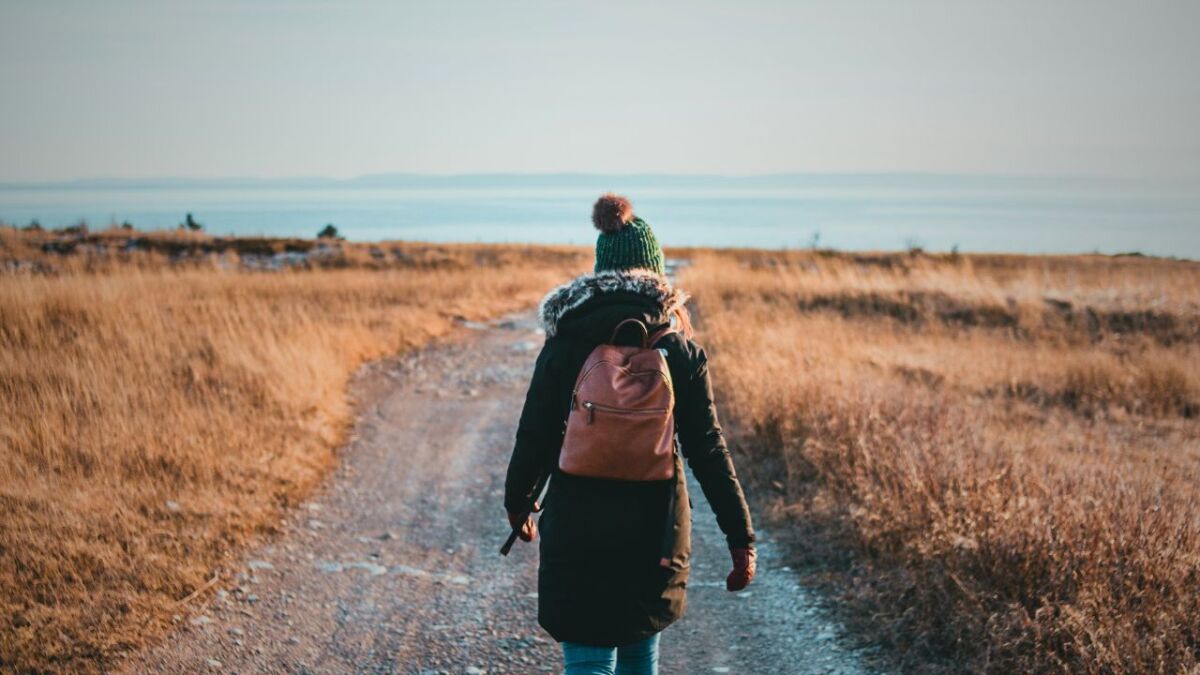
xmin=583 ymin=401 xmax=595 ymax=424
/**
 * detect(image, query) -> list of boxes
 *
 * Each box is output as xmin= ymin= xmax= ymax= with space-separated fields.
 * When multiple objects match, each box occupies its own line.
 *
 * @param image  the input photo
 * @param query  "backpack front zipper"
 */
xmin=579 ymin=399 xmax=669 ymax=424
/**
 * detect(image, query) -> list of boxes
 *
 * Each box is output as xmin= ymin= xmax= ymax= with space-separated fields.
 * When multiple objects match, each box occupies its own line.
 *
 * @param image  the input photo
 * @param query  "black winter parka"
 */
xmin=504 ymin=269 xmax=755 ymax=647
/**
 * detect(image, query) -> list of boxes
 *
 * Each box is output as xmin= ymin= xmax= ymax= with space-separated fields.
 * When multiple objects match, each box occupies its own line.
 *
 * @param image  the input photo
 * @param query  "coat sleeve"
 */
xmin=674 ymin=342 xmax=756 ymax=548
xmin=504 ymin=339 xmax=564 ymax=514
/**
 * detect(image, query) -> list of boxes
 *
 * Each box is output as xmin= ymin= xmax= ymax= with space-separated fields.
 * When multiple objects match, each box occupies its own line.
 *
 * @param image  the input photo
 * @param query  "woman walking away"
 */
xmin=504 ymin=194 xmax=756 ymax=675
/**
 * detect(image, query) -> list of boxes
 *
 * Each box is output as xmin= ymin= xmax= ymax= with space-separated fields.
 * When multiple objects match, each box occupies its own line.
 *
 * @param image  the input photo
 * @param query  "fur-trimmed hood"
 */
xmin=538 ymin=269 xmax=689 ymax=337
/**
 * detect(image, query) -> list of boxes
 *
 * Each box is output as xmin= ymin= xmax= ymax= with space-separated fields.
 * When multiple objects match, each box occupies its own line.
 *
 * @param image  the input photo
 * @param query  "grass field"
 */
xmin=5 ymin=225 xmax=1198 ymax=673
xmin=680 ymin=249 xmax=1200 ymax=673
xmin=0 ymin=227 xmax=588 ymax=672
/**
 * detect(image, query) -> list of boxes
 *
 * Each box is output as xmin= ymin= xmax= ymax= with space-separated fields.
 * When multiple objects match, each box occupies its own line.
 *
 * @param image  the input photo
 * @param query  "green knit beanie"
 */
xmin=592 ymin=194 xmax=665 ymax=276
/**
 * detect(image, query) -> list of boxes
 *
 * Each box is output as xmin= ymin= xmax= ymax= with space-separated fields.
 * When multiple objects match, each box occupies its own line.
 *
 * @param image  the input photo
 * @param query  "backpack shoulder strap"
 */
xmin=647 ymin=324 xmax=676 ymax=348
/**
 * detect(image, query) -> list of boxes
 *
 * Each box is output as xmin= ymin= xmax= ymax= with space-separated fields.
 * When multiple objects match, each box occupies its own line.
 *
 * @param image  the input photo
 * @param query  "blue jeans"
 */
xmin=562 ymin=634 xmax=660 ymax=675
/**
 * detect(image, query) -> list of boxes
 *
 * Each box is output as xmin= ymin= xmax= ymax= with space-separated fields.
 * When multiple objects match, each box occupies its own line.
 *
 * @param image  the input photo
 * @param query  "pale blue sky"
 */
xmin=1 ymin=0 xmax=1197 ymax=182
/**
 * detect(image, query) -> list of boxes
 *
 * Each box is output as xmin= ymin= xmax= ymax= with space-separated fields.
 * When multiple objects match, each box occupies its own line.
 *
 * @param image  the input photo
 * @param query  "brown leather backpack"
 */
xmin=558 ymin=318 xmax=677 ymax=481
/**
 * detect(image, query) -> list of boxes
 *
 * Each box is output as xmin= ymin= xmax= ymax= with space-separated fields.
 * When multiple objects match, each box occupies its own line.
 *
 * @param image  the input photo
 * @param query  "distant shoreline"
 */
xmin=2 ymin=175 xmax=1197 ymax=258
xmin=3 ymin=225 xmax=1196 ymax=269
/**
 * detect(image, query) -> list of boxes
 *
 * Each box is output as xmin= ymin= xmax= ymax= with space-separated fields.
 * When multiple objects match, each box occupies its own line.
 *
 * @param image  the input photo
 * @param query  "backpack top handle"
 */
xmin=609 ymin=318 xmax=649 ymax=347
xmin=609 ymin=318 xmax=677 ymax=349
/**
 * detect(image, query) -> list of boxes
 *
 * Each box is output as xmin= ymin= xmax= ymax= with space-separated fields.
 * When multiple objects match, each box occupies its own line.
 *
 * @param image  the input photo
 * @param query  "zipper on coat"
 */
xmin=580 ymin=399 xmax=669 ymax=425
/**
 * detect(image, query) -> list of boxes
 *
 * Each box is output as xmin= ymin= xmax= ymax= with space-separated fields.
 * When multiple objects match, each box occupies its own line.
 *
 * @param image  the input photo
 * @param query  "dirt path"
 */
xmin=126 ymin=311 xmax=878 ymax=674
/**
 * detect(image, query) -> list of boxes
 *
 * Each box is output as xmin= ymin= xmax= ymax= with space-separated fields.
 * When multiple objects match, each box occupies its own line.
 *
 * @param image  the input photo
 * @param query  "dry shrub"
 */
xmin=0 ymin=241 xmax=588 ymax=673
xmin=681 ymin=250 xmax=1200 ymax=673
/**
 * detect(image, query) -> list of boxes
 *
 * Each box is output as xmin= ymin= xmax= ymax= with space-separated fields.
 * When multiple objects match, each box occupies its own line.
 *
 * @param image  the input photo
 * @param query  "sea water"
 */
xmin=1 ymin=175 xmax=1196 ymax=258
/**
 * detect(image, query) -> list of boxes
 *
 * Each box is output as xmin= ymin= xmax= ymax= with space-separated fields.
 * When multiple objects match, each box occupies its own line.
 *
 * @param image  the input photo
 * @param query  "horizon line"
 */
xmin=0 ymin=169 xmax=1162 ymax=191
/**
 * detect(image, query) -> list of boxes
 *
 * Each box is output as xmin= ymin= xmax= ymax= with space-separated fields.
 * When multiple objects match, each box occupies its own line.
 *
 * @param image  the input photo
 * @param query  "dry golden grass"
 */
xmin=0 ymin=228 xmax=588 ymax=672
xmin=681 ymin=249 xmax=1200 ymax=674
xmin=7 ymin=224 xmax=1198 ymax=672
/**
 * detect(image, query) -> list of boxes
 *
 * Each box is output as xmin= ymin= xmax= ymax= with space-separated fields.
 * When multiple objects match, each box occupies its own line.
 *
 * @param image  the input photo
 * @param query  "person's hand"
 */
xmin=726 ymin=546 xmax=756 ymax=591
xmin=507 ymin=501 xmax=541 ymax=542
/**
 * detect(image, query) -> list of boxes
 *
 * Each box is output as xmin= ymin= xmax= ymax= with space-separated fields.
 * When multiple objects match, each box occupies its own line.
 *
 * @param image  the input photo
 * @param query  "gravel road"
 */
xmin=125 ymin=311 xmax=878 ymax=674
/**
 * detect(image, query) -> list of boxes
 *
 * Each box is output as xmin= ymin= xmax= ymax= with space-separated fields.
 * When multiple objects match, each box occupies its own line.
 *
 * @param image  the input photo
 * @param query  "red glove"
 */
xmin=506 ymin=501 xmax=541 ymax=543
xmin=726 ymin=546 xmax=756 ymax=591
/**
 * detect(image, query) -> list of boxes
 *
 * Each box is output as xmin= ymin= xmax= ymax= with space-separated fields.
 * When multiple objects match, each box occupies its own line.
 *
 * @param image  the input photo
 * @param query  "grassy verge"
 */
xmin=681 ymin=249 xmax=1200 ymax=673
xmin=0 ymin=227 xmax=587 ymax=672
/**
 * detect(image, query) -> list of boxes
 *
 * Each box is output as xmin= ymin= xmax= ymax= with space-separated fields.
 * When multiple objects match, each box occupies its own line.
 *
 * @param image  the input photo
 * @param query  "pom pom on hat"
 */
xmin=592 ymin=193 xmax=634 ymax=234
xmin=591 ymin=193 xmax=665 ymax=276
